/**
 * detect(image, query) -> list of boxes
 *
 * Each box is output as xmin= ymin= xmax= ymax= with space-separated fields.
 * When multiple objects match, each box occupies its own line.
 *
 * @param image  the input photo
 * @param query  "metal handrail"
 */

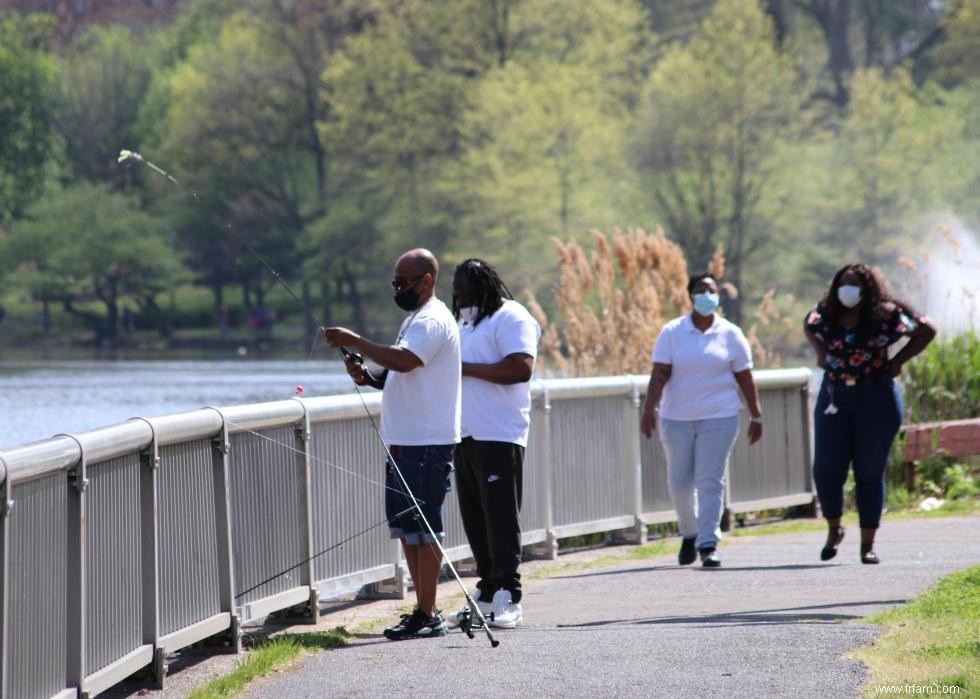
xmin=0 ymin=369 xmax=812 ymax=698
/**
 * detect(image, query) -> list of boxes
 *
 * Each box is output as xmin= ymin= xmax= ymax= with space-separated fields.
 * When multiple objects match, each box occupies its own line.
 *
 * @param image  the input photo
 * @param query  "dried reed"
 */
xmin=531 ymin=227 xmax=790 ymax=375
xmin=529 ymin=226 xmax=690 ymax=375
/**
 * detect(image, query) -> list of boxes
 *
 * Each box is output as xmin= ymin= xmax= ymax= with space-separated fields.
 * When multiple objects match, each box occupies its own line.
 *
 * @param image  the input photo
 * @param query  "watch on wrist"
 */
xmin=750 ymin=416 xmax=763 ymax=424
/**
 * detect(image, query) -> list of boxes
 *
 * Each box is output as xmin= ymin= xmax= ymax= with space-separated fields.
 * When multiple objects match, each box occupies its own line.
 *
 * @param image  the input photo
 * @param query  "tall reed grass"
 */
xmin=903 ymin=332 xmax=980 ymax=423
xmin=527 ymin=227 xmax=691 ymax=376
xmin=529 ymin=226 xmax=788 ymax=375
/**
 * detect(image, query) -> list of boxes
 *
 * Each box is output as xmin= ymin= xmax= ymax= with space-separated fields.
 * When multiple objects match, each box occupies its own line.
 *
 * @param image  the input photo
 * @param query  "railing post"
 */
xmin=65 ymin=437 xmax=87 ymax=696
xmin=294 ymin=402 xmax=319 ymax=622
xmin=138 ymin=425 xmax=164 ymax=688
xmin=625 ymin=379 xmax=646 ymax=544
xmin=210 ymin=415 xmax=241 ymax=653
xmin=0 ymin=462 xmax=11 ymax=699
xmin=801 ymin=382 xmax=818 ymax=516
xmin=538 ymin=384 xmax=558 ymax=560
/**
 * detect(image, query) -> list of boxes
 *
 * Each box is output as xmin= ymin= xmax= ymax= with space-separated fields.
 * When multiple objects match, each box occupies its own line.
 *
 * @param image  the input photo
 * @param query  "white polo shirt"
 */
xmin=380 ymin=298 xmax=461 ymax=446
xmin=458 ymin=300 xmax=541 ymax=446
xmin=651 ymin=314 xmax=753 ymax=421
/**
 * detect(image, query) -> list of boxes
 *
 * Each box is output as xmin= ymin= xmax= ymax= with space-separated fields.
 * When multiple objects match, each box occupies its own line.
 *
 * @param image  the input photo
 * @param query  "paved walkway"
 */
xmin=104 ymin=516 xmax=978 ymax=697
xmin=241 ymin=516 xmax=978 ymax=699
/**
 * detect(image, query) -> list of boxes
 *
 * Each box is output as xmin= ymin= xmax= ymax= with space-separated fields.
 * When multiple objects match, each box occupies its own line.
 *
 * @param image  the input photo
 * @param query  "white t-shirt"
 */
xmin=459 ymin=300 xmax=541 ymax=446
xmin=651 ymin=314 xmax=753 ymax=421
xmin=380 ymin=298 xmax=461 ymax=446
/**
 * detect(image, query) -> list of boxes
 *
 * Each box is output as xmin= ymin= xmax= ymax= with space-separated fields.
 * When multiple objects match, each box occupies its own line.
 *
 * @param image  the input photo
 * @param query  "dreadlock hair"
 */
xmin=820 ymin=263 xmax=916 ymax=335
xmin=452 ymin=258 xmax=513 ymax=327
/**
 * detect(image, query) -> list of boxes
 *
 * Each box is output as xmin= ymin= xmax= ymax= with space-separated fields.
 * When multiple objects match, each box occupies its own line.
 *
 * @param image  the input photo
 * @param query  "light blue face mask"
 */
xmin=693 ymin=292 xmax=720 ymax=317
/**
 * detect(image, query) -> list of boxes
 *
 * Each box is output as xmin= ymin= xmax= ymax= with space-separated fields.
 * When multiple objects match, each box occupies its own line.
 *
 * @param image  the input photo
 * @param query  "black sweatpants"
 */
xmin=453 ymin=437 xmax=524 ymax=603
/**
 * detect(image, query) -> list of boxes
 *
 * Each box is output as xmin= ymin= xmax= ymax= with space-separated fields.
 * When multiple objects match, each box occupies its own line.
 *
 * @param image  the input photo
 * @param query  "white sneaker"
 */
xmin=447 ymin=597 xmax=492 ymax=627
xmin=489 ymin=589 xmax=522 ymax=628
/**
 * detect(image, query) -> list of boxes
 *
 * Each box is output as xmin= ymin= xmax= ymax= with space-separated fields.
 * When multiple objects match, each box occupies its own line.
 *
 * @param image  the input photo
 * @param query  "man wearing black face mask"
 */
xmin=324 ymin=248 xmax=461 ymax=640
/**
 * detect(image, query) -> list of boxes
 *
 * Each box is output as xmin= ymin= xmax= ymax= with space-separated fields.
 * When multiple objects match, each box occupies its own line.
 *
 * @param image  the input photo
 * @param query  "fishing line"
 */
xmin=118 ymin=150 xmax=324 ymax=328
xmin=306 ymin=329 xmax=321 ymax=362
xmin=223 ymin=419 xmax=415 ymax=498
xmin=122 ymin=150 xmax=500 ymax=646
xmin=234 ymin=506 xmax=416 ymax=600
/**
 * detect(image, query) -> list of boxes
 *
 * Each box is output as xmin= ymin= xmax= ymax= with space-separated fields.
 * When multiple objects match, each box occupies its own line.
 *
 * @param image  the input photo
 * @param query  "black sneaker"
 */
xmin=699 ymin=547 xmax=721 ymax=568
xmin=678 ymin=537 xmax=697 ymax=566
xmin=383 ymin=609 xmax=448 ymax=640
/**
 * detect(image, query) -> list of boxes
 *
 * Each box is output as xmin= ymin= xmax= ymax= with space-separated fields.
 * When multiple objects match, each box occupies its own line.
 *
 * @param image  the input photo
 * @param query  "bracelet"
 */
xmin=750 ymin=416 xmax=763 ymax=424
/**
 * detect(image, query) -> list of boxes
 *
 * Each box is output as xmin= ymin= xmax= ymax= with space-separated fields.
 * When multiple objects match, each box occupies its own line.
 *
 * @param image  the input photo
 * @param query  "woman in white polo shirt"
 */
xmin=640 ymin=273 xmax=763 ymax=568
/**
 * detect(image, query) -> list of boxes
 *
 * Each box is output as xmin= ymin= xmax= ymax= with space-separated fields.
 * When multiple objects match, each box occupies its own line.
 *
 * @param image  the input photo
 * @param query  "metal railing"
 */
xmin=0 ymin=369 xmax=812 ymax=698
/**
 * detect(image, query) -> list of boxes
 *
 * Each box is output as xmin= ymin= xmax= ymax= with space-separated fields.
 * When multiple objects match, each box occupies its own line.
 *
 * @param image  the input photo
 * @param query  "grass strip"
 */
xmin=850 ymin=565 xmax=980 ymax=697
xmin=188 ymin=628 xmax=350 ymax=699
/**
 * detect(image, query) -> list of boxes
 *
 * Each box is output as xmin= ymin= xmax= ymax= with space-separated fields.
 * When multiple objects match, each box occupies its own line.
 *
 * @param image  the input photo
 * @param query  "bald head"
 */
xmin=392 ymin=248 xmax=439 ymax=308
xmin=395 ymin=248 xmax=439 ymax=280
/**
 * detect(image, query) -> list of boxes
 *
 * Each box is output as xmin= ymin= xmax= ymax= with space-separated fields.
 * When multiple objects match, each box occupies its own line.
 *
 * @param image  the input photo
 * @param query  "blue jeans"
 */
xmin=385 ymin=444 xmax=454 ymax=545
xmin=813 ymin=376 xmax=902 ymax=529
xmin=659 ymin=416 xmax=740 ymax=550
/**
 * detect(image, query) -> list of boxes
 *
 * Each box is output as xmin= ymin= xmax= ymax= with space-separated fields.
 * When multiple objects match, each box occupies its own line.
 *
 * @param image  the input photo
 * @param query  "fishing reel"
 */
xmin=340 ymin=347 xmax=364 ymax=365
xmin=457 ymin=607 xmax=475 ymax=639
xmin=456 ymin=602 xmax=492 ymax=639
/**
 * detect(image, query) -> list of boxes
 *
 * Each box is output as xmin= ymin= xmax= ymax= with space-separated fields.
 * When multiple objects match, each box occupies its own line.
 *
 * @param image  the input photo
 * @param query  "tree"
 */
xmin=1 ymin=0 xmax=181 ymax=46
xmin=245 ymin=0 xmax=380 ymax=205
xmin=318 ymin=0 xmax=509 ymax=328
xmin=632 ymin=0 xmax=803 ymax=322
xmin=825 ymin=68 xmax=961 ymax=264
xmin=5 ymin=183 xmax=184 ymax=340
xmin=55 ymin=25 xmax=152 ymax=189
xmin=0 ymin=14 xmax=58 ymax=222
xmin=448 ymin=61 xmax=643 ymax=292
xmin=784 ymin=1 xmax=947 ymax=106
xmin=932 ymin=0 xmax=980 ymax=88
xmin=154 ymin=10 xmax=314 ymax=316
xmin=441 ymin=0 xmax=654 ymax=293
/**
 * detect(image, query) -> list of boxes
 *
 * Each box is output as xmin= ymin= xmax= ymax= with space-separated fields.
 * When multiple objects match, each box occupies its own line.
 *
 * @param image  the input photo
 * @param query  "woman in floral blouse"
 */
xmin=804 ymin=263 xmax=935 ymax=564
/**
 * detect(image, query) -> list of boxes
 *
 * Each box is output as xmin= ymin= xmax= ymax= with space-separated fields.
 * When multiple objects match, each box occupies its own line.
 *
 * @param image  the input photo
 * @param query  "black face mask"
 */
xmin=394 ymin=289 xmax=420 ymax=311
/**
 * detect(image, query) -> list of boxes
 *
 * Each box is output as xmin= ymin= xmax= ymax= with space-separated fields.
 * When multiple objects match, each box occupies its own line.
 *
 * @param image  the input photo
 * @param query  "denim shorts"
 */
xmin=385 ymin=444 xmax=454 ymax=545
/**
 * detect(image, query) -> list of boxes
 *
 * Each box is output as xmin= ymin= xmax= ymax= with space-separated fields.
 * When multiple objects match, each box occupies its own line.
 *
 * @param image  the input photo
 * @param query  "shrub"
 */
xmin=903 ymin=332 xmax=980 ymax=423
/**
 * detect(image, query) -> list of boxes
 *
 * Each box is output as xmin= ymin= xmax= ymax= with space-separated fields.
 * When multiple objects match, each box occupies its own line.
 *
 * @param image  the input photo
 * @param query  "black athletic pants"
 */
xmin=453 ymin=437 xmax=524 ymax=604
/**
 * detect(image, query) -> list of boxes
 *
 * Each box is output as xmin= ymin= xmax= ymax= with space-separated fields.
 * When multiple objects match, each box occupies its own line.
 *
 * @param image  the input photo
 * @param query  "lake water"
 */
xmin=0 ymin=358 xmax=356 ymax=449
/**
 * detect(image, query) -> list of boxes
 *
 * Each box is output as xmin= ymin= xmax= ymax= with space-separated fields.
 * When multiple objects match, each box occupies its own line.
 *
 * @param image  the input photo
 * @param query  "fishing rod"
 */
xmin=119 ymin=149 xmax=499 ymax=646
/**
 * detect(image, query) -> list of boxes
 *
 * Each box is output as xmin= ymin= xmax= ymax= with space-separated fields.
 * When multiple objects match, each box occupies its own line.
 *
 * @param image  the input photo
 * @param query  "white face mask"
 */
xmin=459 ymin=306 xmax=478 ymax=324
xmin=837 ymin=284 xmax=862 ymax=308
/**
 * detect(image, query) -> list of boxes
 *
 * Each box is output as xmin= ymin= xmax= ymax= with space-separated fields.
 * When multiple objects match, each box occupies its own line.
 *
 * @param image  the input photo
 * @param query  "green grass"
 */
xmin=187 ymin=628 xmax=350 ymax=699
xmin=850 ymin=565 xmax=980 ymax=697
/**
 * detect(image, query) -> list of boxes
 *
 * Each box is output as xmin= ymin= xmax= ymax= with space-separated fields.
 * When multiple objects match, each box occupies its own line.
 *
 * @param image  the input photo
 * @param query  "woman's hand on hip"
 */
xmin=640 ymin=411 xmax=657 ymax=439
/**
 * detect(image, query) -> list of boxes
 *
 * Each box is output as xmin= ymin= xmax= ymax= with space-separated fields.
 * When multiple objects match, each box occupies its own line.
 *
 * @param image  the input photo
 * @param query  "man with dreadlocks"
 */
xmin=447 ymin=258 xmax=540 ymax=629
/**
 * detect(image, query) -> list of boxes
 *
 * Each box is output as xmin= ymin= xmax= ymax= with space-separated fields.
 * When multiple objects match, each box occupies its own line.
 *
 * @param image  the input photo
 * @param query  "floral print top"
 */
xmin=804 ymin=303 xmax=918 ymax=383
